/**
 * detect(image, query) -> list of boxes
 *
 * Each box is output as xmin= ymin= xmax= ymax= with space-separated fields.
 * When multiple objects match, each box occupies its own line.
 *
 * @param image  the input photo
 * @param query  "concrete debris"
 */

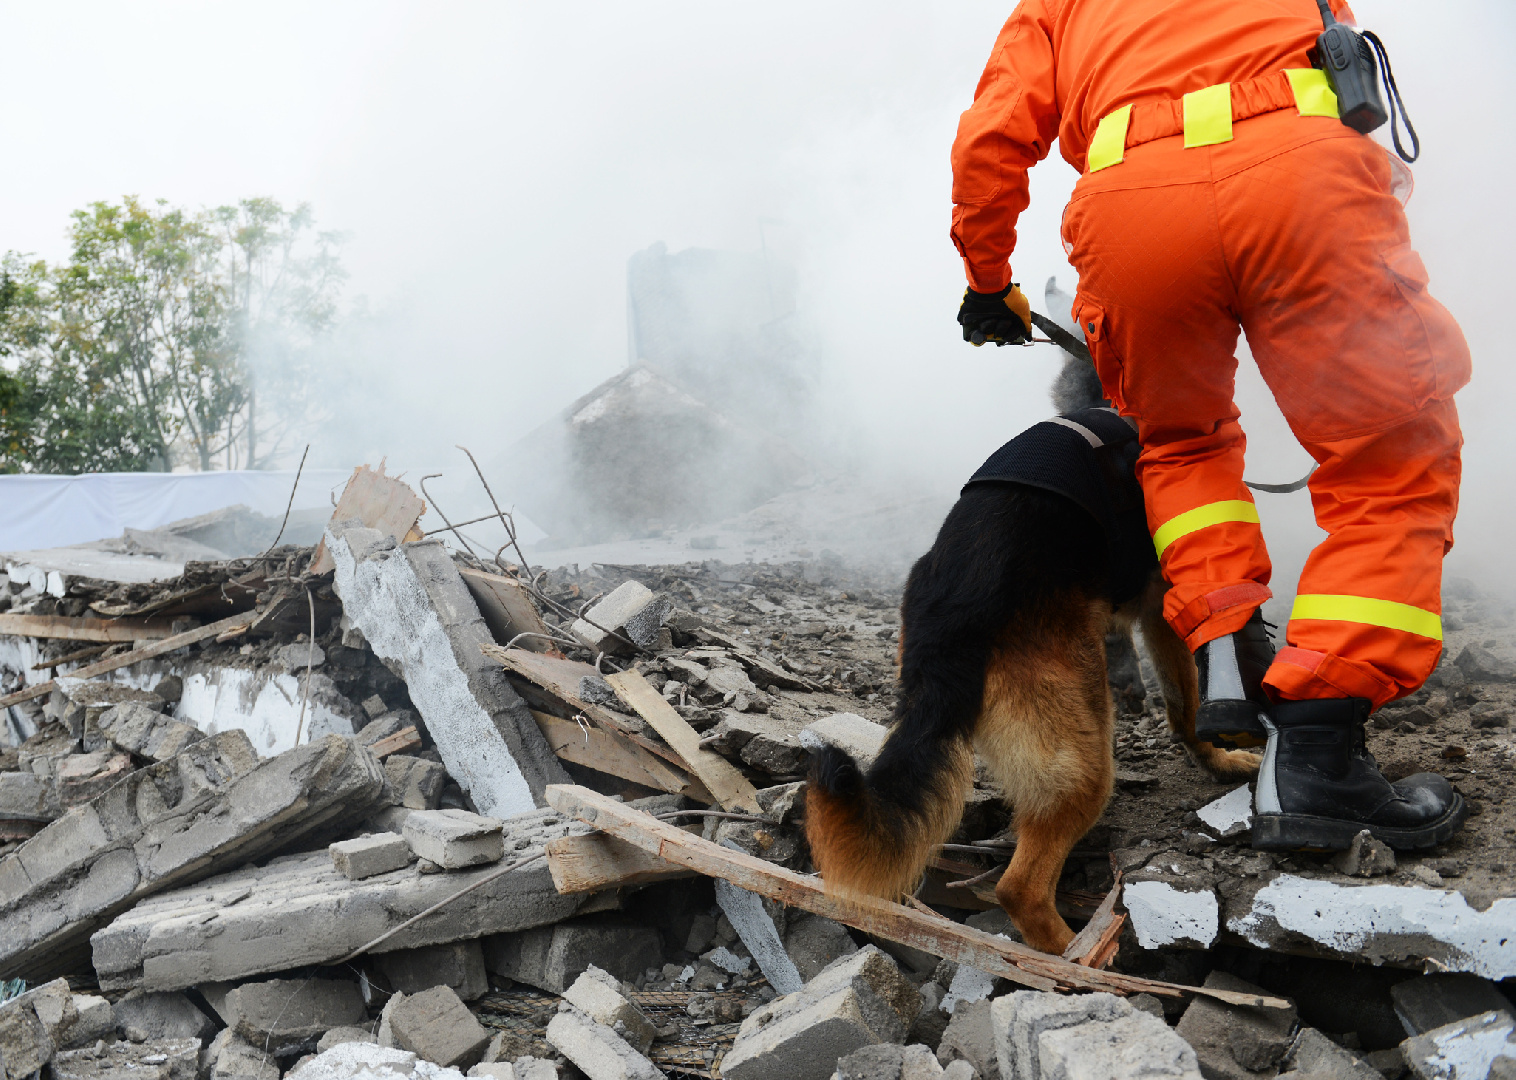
xmin=993 ymin=990 xmax=1201 ymax=1080
xmin=1277 ymin=1029 xmax=1382 ymax=1080
xmin=937 ymin=999 xmax=998 ymax=1080
xmin=318 ymin=1028 xmax=379 ymax=1053
xmin=99 ymin=700 xmax=205 ymax=760
xmin=562 ymin=965 xmax=657 ymax=1055
xmin=484 ymin=919 xmax=664 ymax=995
xmin=1195 ymin=785 xmax=1253 ymax=839
xmin=378 ymin=941 xmax=490 ymax=1002
xmin=386 ymin=755 xmax=448 ymax=810
xmin=545 ymin=1005 xmax=664 ymax=1080
xmin=403 ymin=809 xmax=505 ymax=869
xmin=797 ymin=713 xmax=888 ymax=767
xmin=835 ymin=1043 xmax=952 ymax=1080
xmin=469 ymin=1062 xmax=559 ymax=1080
xmin=331 ymin=832 xmax=413 ymax=880
xmin=570 ymin=581 xmax=674 ymax=654
xmin=51 ymin=1037 xmax=201 ymax=1080
xmin=223 ymin=977 xmax=367 ymax=1052
xmin=1391 ymin=974 xmax=1515 ymax=1036
xmin=205 ymin=1030 xmax=282 ymax=1080
xmin=783 ymin=912 xmax=859 ymax=982
xmin=112 ymin=989 xmax=217 ymax=1044
xmin=327 ymin=523 xmax=569 ymax=818
xmin=1331 ymin=829 xmax=1398 ymax=878
xmin=715 ymin=872 xmax=805 ymax=996
xmin=382 ymin=986 xmax=492 ymax=1070
xmin=721 ymin=946 xmax=919 ymax=1080
xmin=1400 ymin=1010 xmax=1516 ymax=1080
xmin=1173 ymin=971 xmax=1298 ymax=1079
xmin=287 ymin=1042 xmax=469 ymax=1080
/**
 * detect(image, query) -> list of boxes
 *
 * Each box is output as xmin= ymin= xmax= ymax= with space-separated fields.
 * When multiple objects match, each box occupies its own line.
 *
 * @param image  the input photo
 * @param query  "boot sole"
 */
xmin=1251 ymin=794 xmax=1467 ymax=853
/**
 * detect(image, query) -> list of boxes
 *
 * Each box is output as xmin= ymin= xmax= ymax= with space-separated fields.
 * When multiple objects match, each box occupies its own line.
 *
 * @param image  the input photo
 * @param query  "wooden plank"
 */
xmin=0 ymin=614 xmax=177 ymax=643
xmin=460 ymin=568 xmax=556 ymax=653
xmin=545 ymin=784 xmax=1291 ymax=1009
xmin=368 ymin=726 xmax=421 ymax=759
xmin=546 ymin=827 xmax=701 ymax=894
xmin=532 ymin=711 xmax=712 ymax=801
xmin=604 ymin=670 xmax=761 ymax=814
xmin=1062 ymin=873 xmax=1125 ymax=969
xmin=0 ymin=610 xmax=258 ymax=709
xmin=309 ymin=463 xmax=426 ymax=575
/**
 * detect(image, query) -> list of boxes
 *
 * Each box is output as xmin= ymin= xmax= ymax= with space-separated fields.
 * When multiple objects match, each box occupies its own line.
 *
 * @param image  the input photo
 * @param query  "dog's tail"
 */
xmin=805 ymin=717 xmax=976 ymax=904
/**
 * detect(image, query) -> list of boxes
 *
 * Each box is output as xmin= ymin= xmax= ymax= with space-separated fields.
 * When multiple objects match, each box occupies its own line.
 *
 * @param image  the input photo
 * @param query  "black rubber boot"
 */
xmin=1251 ymin=696 xmax=1466 ymax=851
xmin=1194 ymin=608 xmax=1274 ymax=749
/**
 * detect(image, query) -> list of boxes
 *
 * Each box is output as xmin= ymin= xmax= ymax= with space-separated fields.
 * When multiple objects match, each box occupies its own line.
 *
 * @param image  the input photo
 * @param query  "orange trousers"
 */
xmin=1063 ymin=111 xmax=1470 ymax=709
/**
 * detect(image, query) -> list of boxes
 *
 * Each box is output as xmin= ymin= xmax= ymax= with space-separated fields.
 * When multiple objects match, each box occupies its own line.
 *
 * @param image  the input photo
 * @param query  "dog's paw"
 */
xmin=1196 ymin=745 xmax=1261 ymax=780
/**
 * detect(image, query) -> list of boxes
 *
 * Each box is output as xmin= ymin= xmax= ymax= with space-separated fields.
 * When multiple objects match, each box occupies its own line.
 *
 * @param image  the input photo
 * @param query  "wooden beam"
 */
xmin=368 ymin=726 xmax=422 ymax=759
xmin=309 ymin=463 xmax=426 ymax=575
xmin=532 ymin=711 xmax=712 ymax=801
xmin=459 ymin=568 xmax=556 ymax=653
xmin=1062 ymin=873 xmax=1125 ymax=970
xmin=544 ymin=784 xmax=1291 ymax=1009
xmin=0 ymin=610 xmax=258 ymax=710
xmin=545 ymin=827 xmax=702 ymax=894
xmin=0 ymin=614 xmax=177 ymax=643
xmin=604 ymin=670 xmax=761 ymax=814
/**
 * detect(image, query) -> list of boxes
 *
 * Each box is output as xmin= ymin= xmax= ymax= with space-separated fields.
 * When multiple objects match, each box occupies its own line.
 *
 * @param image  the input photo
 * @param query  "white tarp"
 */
xmin=0 ymin=469 xmax=352 ymax=552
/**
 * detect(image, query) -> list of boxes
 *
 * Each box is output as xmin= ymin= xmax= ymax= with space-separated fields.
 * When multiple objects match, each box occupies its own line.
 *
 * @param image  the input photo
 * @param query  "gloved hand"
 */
xmin=958 ymin=283 xmax=1032 ymax=346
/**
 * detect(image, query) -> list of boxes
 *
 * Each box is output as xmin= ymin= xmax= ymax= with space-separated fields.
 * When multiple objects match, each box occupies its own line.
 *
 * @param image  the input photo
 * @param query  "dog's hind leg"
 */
xmin=1138 ymin=585 xmax=1260 ymax=779
xmin=974 ymin=595 xmax=1114 ymax=955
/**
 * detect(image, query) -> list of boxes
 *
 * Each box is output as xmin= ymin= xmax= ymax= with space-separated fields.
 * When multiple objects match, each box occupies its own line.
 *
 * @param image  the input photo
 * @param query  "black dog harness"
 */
xmin=962 ymin=407 xmax=1157 ymax=605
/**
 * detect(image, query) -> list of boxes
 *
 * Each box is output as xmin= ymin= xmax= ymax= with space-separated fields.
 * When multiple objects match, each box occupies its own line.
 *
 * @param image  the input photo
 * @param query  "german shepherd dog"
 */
xmin=805 ymin=314 xmax=1261 ymax=955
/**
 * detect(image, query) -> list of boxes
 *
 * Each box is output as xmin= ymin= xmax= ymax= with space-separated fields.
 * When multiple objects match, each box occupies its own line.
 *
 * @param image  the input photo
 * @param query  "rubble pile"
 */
xmin=2 ymin=466 xmax=1514 ymax=1080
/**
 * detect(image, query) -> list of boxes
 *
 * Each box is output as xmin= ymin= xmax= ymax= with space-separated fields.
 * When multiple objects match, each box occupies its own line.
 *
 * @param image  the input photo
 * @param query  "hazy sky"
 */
xmin=2 ymin=2 xmax=1511 ymax=585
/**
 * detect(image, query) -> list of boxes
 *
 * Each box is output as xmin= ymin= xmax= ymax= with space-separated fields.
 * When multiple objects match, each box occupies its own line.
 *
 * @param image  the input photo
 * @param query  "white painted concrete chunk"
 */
xmin=798 ymin=713 xmax=887 ymax=767
xmin=1038 ymin=1010 xmax=1202 ymax=1079
xmin=286 ymin=1041 xmax=469 ymax=1080
xmin=1125 ymin=881 xmax=1220 ymax=949
xmin=1195 ymin=785 xmax=1253 ymax=838
xmin=1401 ymin=1010 xmax=1516 ymax=1080
xmin=330 ymin=833 xmax=412 ymax=880
xmin=403 ymin=809 xmax=506 ymax=869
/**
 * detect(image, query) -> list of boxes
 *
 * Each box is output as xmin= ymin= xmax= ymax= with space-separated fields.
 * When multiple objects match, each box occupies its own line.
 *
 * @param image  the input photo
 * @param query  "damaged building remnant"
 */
xmin=0 ymin=731 xmax=386 ymax=982
xmin=328 ymin=523 xmax=568 ymax=817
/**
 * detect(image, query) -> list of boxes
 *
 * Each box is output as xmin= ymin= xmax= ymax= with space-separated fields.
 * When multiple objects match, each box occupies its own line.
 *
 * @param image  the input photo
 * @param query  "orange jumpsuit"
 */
xmin=951 ymin=0 xmax=1470 ymax=709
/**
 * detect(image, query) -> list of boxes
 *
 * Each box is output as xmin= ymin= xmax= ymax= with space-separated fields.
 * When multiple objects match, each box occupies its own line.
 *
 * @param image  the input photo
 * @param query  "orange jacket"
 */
xmin=951 ymin=0 xmax=1354 ymax=292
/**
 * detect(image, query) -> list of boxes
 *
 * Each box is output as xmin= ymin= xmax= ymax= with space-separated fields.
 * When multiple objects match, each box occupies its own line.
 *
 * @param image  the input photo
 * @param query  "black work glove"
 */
xmin=958 ymin=282 xmax=1032 ymax=346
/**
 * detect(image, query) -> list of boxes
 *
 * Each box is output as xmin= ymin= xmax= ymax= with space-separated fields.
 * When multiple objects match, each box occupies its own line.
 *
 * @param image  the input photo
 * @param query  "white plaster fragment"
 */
xmin=1411 ymin=1011 xmax=1516 ymax=1079
xmin=940 ymin=958 xmax=1000 ymax=1014
xmin=1196 ymin=784 xmax=1253 ymax=838
xmin=1125 ymin=881 xmax=1220 ymax=948
xmin=1228 ymin=874 xmax=1516 ymax=979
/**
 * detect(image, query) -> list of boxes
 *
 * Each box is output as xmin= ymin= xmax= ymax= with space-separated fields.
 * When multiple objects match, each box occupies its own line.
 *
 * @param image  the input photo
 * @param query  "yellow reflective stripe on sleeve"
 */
xmin=1183 ymin=82 xmax=1234 ymax=147
xmin=1285 ymin=68 xmax=1339 ymax=118
xmin=1290 ymin=594 xmax=1443 ymax=641
xmin=1153 ymin=499 xmax=1260 ymax=558
xmin=1088 ymin=105 xmax=1132 ymax=173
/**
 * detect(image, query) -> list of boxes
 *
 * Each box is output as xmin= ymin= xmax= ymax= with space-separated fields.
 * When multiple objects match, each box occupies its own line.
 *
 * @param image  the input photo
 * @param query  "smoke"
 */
xmin=0 ymin=2 xmax=1510 ymax=586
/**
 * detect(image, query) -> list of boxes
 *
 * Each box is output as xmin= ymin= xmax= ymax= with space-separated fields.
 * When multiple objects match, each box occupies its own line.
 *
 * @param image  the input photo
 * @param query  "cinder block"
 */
xmin=403 ymin=810 xmax=505 ymax=869
xmin=570 ymin=581 xmax=673 ymax=653
xmin=992 ymin=990 xmax=1132 ymax=1080
xmin=384 ymin=986 xmax=492 ymax=1070
xmin=562 ymin=965 xmax=657 ymax=1055
xmin=545 ymin=1008 xmax=663 ymax=1080
xmin=330 ymin=833 xmax=412 ymax=880
xmin=378 ymin=941 xmax=490 ymax=1002
xmin=1037 ymin=1011 xmax=1201 ymax=1079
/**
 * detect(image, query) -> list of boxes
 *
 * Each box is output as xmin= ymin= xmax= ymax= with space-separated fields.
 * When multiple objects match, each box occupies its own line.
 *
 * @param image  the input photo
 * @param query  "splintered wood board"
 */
xmin=309 ymin=462 xmax=426 ymax=574
xmin=460 ymin=568 xmax=555 ymax=653
xmin=604 ymin=669 xmax=761 ymax=814
xmin=532 ymin=711 xmax=710 ymax=800
xmin=545 ymin=826 xmax=702 ymax=894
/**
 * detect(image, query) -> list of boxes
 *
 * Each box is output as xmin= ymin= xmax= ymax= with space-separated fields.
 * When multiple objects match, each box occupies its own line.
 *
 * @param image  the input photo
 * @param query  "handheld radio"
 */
xmin=1312 ymin=0 xmax=1420 ymax=161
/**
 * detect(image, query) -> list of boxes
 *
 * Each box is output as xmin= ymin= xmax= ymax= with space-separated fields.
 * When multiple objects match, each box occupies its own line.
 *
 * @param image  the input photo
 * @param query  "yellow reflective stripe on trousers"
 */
xmin=1183 ymin=82 xmax=1233 ymax=147
xmin=1290 ymin=594 xmax=1443 ymax=641
xmin=1088 ymin=104 xmax=1132 ymax=172
xmin=1153 ymin=499 xmax=1259 ymax=558
xmin=1285 ymin=68 xmax=1339 ymax=118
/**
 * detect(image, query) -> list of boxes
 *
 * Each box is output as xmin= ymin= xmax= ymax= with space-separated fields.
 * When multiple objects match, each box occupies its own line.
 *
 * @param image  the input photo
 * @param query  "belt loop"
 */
xmin=1183 ymin=82 xmax=1233 ymax=147
xmin=1087 ymin=104 xmax=1132 ymax=172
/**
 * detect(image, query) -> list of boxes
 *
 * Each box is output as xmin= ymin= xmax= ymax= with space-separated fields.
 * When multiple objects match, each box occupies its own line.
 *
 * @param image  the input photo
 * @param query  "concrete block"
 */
xmin=63 ymin=994 xmax=115 ymax=1049
xmin=545 ymin=1008 xmax=664 ymax=1080
xmin=318 ymin=1027 xmax=379 ymax=1053
xmin=54 ymin=750 xmax=135 ymax=807
xmin=387 ymin=756 xmax=448 ymax=811
xmin=940 ymin=1064 xmax=976 ymax=1080
xmin=1280 ymin=1028 xmax=1382 ymax=1080
xmin=1038 ymin=1012 xmax=1201 ymax=1079
xmin=993 ymin=990 xmax=1132 ymax=1080
xmin=52 ymin=1037 xmax=201 ymax=1080
xmin=938 ymin=1000 xmax=997 ymax=1080
xmin=331 ymin=833 xmax=412 ymax=880
xmin=562 ymin=965 xmax=657 ymax=1055
xmin=224 ymin=978 xmax=367 ymax=1053
xmin=1401 ymin=1010 xmax=1516 ymax=1080
xmin=570 ymin=581 xmax=673 ymax=653
xmin=484 ymin=919 xmax=663 ymax=995
xmin=0 ymin=770 xmax=59 ymax=822
xmin=378 ymin=941 xmax=490 ymax=1002
xmin=1173 ymin=971 xmax=1297 ymax=1079
xmin=328 ymin=526 xmax=570 ymax=818
xmin=716 ymin=872 xmax=804 ymax=995
xmin=2 ymin=730 xmax=387 ymax=983
xmin=837 ymin=1044 xmax=907 ymax=1080
xmin=99 ymin=701 xmax=206 ymax=761
xmin=722 ymin=946 xmax=919 ymax=1080
xmin=0 ymin=985 xmax=56 ymax=1080
xmin=92 ymin=807 xmax=589 ymax=992
xmin=113 ymin=990 xmax=216 ymax=1044
xmin=404 ymin=810 xmax=505 ymax=869
xmin=205 ymin=1029 xmax=281 ymax=1080
xmin=798 ymin=713 xmax=887 ymax=767
xmin=1391 ymin=974 xmax=1515 ymax=1036
xmin=386 ymin=985 xmax=492 ymax=1070
xmin=289 ymin=1042 xmax=472 ymax=1080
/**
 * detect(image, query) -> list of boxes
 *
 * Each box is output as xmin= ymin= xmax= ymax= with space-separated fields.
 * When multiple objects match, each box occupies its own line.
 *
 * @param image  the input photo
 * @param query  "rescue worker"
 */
xmin=952 ymin=0 xmax=1470 ymax=851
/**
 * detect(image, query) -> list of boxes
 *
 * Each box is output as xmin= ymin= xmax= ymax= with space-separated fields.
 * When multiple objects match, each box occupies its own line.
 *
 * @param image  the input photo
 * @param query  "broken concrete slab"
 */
xmin=51 ymin=1037 xmax=201 ymax=1080
xmin=716 ymin=871 xmax=804 ymax=996
xmin=205 ymin=1029 xmax=281 ymax=1080
xmin=330 ymin=833 xmax=412 ymax=880
xmin=1391 ymin=974 xmax=1515 ymax=1037
xmin=328 ymin=525 xmax=569 ymax=817
xmin=1195 ymin=786 xmax=1253 ymax=840
xmin=386 ymin=755 xmax=447 ymax=810
xmin=99 ymin=701 xmax=205 ymax=761
xmin=54 ymin=750 xmax=134 ymax=807
xmin=113 ymin=990 xmax=216 ymax=1044
xmin=1124 ymin=855 xmax=1221 ymax=951
xmin=403 ymin=809 xmax=505 ymax=869
xmin=797 ymin=713 xmax=887 ymax=767
xmin=377 ymin=941 xmax=489 ymax=1002
xmin=288 ymin=1042 xmax=470 ymax=1080
xmin=223 ymin=978 xmax=367 ymax=1053
xmin=993 ymin=990 xmax=1201 ymax=1080
xmin=545 ymin=1007 xmax=664 ymax=1080
xmin=1173 ymin=972 xmax=1297 ymax=1080
xmin=562 ymin=965 xmax=657 ymax=1055
xmin=483 ymin=919 xmax=664 ymax=995
xmin=1 ymin=730 xmax=388 ymax=982
xmin=570 ymin=581 xmax=673 ymax=654
xmin=1279 ymin=1029 xmax=1382 ymax=1080
xmin=0 ymin=770 xmax=59 ymax=823
xmin=937 ymin=999 xmax=998 ymax=1080
xmin=0 ymin=979 xmax=64 ymax=1079
xmin=385 ymin=986 xmax=492 ymax=1070
xmin=1401 ymin=1011 xmax=1516 ymax=1080
xmin=92 ymin=807 xmax=592 ymax=991
xmin=721 ymin=946 xmax=919 ymax=1080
